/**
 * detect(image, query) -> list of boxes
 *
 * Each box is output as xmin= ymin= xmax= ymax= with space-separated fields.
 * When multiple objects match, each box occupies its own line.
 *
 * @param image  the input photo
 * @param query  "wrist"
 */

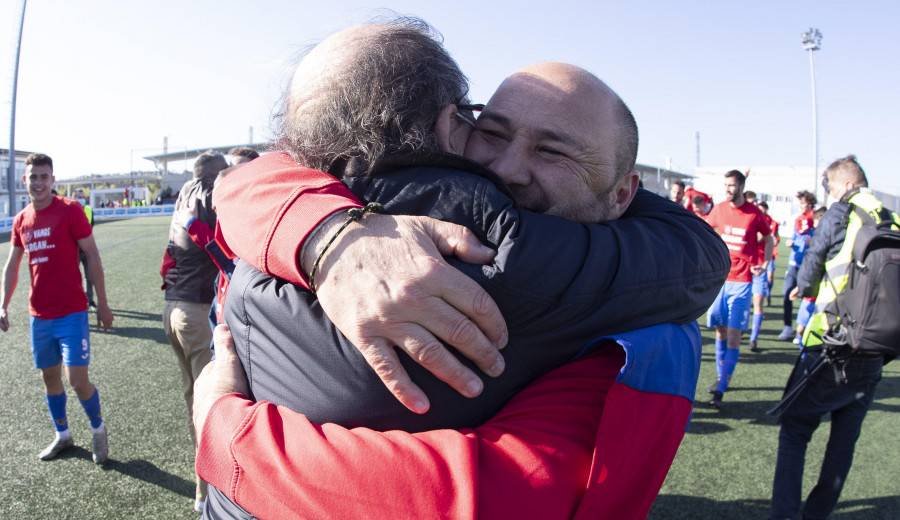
xmin=299 ymin=210 xmax=349 ymax=274
xmin=305 ymin=203 xmax=385 ymax=293
xmin=184 ymin=217 xmax=197 ymax=230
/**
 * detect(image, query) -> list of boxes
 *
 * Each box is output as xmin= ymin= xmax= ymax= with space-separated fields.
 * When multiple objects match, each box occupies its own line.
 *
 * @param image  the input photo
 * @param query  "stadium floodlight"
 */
xmin=802 ymin=28 xmax=822 ymax=51
xmin=802 ymin=28 xmax=822 ymax=201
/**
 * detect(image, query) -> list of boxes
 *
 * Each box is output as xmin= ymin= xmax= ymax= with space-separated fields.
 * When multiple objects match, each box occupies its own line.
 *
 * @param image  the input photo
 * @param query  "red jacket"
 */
xmin=198 ymin=324 xmax=700 ymax=519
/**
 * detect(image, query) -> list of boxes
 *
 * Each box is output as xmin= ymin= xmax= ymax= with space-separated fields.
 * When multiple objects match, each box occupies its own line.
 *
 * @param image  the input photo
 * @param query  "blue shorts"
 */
xmin=30 ymin=311 xmax=90 ymax=369
xmin=707 ymin=281 xmax=752 ymax=330
xmin=752 ymin=270 xmax=770 ymax=296
xmin=797 ymin=299 xmax=816 ymax=328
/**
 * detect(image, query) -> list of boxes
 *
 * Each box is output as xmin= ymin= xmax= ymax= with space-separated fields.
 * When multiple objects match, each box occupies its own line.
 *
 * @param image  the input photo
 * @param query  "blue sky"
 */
xmin=1 ymin=0 xmax=898 ymax=194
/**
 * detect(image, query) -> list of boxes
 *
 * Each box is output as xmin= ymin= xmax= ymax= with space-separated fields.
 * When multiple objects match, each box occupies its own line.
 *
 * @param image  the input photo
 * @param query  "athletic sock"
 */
xmin=715 ymin=339 xmax=728 ymax=379
xmin=717 ymin=348 xmax=740 ymax=393
xmin=56 ymin=428 xmax=72 ymax=441
xmin=79 ymin=387 xmax=103 ymax=429
xmin=45 ymin=392 xmax=69 ymax=432
xmin=750 ymin=313 xmax=764 ymax=341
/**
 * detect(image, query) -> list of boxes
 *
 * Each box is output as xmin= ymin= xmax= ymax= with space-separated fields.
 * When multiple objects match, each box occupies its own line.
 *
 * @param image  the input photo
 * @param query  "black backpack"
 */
xmin=823 ymin=204 xmax=900 ymax=357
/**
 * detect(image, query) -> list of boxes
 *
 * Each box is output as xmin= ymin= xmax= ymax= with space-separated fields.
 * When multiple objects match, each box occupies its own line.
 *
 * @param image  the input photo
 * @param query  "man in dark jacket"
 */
xmin=162 ymin=150 xmax=227 ymax=513
xmin=772 ymin=155 xmax=896 ymax=520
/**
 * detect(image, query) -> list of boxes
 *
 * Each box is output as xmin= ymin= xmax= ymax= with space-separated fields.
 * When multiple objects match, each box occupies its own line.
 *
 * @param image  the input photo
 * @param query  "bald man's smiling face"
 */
xmin=464 ymin=67 xmax=624 ymax=223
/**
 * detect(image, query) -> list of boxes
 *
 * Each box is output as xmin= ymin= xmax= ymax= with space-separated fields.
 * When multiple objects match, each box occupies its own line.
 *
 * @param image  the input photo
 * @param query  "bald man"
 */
xmin=200 ymin=19 xmax=727 ymax=519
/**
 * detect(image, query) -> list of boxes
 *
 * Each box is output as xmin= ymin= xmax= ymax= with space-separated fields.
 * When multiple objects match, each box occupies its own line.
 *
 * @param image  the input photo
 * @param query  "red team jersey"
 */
xmin=761 ymin=213 xmax=780 ymax=259
xmin=12 ymin=196 xmax=92 ymax=319
xmin=705 ymin=201 xmax=771 ymax=283
xmin=795 ymin=208 xmax=814 ymax=235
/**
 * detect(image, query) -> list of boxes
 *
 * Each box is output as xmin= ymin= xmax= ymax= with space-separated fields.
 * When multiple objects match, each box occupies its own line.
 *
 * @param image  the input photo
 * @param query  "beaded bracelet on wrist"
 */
xmin=307 ymin=202 xmax=385 ymax=294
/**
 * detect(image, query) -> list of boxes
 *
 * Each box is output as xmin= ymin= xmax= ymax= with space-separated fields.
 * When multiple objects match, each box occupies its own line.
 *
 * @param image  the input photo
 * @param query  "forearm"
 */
xmin=85 ymin=251 xmax=109 ymax=305
xmin=1 ymin=266 xmax=17 ymax=310
xmin=1 ymin=252 xmax=22 ymax=310
xmin=185 ymin=219 xmax=216 ymax=251
xmin=213 ymin=153 xmax=361 ymax=288
xmin=764 ymin=236 xmax=775 ymax=265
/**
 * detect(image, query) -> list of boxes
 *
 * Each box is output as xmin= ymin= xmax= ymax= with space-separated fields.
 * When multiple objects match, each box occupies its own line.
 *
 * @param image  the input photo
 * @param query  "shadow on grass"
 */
xmin=109 ymin=309 xmax=164 ymax=323
xmin=649 ymin=494 xmax=900 ymax=519
xmin=107 ymin=459 xmax=194 ymax=498
xmin=92 ymin=325 xmax=168 ymax=343
xmin=89 ymin=310 xmax=168 ymax=343
xmin=52 ymin=447 xmax=192 ymax=497
xmin=688 ymin=399 xmax=783 ymax=427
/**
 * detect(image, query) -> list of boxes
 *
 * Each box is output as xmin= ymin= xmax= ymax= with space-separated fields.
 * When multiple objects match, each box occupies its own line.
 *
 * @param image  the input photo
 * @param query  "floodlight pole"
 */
xmin=802 ymin=28 xmax=822 ymax=201
xmin=7 ymin=0 xmax=27 ymax=217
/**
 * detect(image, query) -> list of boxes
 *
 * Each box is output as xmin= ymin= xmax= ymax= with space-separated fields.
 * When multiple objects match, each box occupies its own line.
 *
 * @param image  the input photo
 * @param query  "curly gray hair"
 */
xmin=273 ymin=17 xmax=470 ymax=176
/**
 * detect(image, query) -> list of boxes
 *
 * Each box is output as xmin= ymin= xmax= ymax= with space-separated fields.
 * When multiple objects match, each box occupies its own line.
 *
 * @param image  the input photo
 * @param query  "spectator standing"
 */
xmin=793 ymin=206 xmax=826 ymax=345
xmin=778 ymin=190 xmax=816 ymax=341
xmin=771 ymin=155 xmax=897 ymax=519
xmin=161 ymin=150 xmax=226 ymax=513
xmin=1 ymin=153 xmax=114 ymax=464
xmin=73 ymin=188 xmax=96 ymax=310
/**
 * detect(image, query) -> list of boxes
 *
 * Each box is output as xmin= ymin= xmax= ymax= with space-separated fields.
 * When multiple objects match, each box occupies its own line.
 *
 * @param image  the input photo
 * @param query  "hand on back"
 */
xmin=311 ymin=213 xmax=509 ymax=414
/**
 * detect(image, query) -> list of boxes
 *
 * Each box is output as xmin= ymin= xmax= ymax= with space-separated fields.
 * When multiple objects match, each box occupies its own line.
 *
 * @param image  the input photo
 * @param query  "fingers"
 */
xmin=427 ymin=262 xmax=509 ymax=353
xmin=427 ymin=218 xmax=496 ymax=265
xmin=213 ymin=324 xmax=237 ymax=360
xmin=393 ymin=323 xmax=489 ymax=398
xmin=399 ymin=275 xmax=507 ymax=379
xmin=97 ymin=307 xmax=113 ymax=331
xmin=211 ymin=324 xmax=249 ymax=394
xmin=423 ymin=219 xmax=508 ymax=350
xmin=354 ymin=339 xmax=431 ymax=414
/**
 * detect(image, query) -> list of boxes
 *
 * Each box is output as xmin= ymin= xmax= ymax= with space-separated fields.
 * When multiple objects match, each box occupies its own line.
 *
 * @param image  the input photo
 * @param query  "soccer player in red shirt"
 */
xmin=703 ymin=171 xmax=774 ymax=408
xmin=1 ymin=153 xmax=114 ymax=464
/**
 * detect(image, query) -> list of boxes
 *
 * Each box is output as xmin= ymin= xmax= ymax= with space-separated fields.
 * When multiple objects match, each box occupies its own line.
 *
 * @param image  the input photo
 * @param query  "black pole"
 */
xmin=7 ymin=0 xmax=27 ymax=217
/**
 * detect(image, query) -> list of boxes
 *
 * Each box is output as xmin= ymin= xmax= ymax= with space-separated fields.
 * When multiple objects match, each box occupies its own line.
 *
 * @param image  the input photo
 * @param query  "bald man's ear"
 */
xmin=607 ymin=170 xmax=640 ymax=220
xmin=434 ymin=104 xmax=472 ymax=156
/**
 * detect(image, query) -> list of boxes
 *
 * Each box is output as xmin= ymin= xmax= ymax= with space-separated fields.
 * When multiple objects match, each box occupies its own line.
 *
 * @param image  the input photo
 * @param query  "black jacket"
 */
xmin=224 ymin=153 xmax=730 ymax=432
xmin=165 ymin=176 xmax=218 ymax=303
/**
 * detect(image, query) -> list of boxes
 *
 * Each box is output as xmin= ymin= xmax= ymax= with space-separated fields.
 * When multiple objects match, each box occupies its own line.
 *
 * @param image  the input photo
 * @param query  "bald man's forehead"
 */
xmin=488 ymin=71 xmax=620 ymax=152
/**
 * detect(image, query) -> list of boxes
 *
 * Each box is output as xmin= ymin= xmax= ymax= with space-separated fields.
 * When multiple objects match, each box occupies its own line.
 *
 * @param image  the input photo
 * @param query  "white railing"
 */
xmin=1 ymin=205 xmax=174 ymax=234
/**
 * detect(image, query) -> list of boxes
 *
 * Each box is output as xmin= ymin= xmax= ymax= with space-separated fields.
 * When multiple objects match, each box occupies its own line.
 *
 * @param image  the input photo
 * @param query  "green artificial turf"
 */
xmin=0 ymin=216 xmax=897 ymax=519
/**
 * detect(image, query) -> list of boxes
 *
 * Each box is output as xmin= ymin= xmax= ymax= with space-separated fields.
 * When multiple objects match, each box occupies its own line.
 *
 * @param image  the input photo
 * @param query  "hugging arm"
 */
xmin=214 ymin=154 xmax=507 ymax=412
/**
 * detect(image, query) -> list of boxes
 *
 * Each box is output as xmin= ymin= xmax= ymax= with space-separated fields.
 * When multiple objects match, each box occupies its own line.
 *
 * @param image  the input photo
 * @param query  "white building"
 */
xmin=1 ymin=149 xmax=32 ymax=217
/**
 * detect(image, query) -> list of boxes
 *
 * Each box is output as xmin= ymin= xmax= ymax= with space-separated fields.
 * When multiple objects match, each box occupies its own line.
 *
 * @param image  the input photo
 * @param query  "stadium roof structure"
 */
xmin=142 ymin=143 xmax=268 ymax=171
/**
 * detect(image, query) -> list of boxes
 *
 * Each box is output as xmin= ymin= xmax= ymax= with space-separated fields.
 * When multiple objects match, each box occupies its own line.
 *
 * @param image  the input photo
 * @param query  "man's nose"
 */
xmin=490 ymin=144 xmax=531 ymax=187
